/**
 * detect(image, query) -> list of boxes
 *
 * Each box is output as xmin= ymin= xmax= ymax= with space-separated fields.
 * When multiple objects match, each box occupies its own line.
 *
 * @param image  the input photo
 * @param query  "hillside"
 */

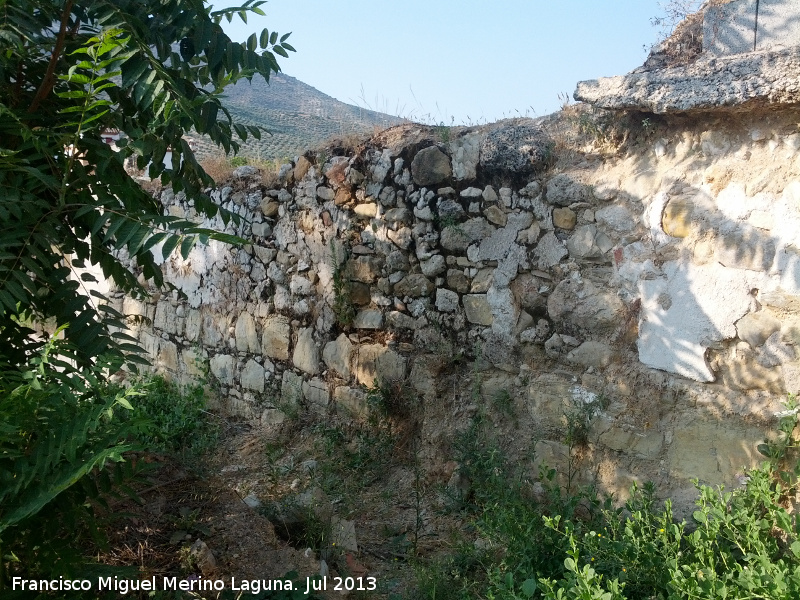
xmin=191 ymin=73 xmax=403 ymax=160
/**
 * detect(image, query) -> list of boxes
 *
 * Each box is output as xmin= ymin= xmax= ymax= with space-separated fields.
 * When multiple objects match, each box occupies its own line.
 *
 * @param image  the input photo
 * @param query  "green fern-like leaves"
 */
xmin=0 ymin=336 xmax=141 ymax=534
xmin=0 ymin=1 xmax=292 ymax=589
xmin=0 ymin=1 xmax=292 ymax=369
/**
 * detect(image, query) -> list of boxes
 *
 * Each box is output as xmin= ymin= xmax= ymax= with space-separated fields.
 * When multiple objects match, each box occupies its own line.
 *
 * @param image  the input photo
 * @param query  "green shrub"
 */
xmin=0 ymin=335 xmax=146 ymax=595
xmin=129 ymin=375 xmax=218 ymax=459
xmin=536 ymin=539 xmax=625 ymax=600
xmin=413 ymin=397 xmax=800 ymax=600
xmin=535 ymin=463 xmax=800 ymax=600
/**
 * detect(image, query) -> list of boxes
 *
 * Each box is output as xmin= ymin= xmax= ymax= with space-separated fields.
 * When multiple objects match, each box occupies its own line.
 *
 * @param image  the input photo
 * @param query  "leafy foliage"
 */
xmin=128 ymin=375 xmax=218 ymax=459
xmin=413 ymin=401 xmax=800 ymax=600
xmin=0 ymin=0 xmax=293 ymax=592
xmin=0 ymin=0 xmax=294 ymax=368
xmin=0 ymin=332 xmax=147 ymax=591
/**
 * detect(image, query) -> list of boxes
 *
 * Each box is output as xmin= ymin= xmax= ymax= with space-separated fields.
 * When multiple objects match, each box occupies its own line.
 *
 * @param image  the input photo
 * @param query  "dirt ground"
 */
xmin=104 ymin=410 xmax=454 ymax=599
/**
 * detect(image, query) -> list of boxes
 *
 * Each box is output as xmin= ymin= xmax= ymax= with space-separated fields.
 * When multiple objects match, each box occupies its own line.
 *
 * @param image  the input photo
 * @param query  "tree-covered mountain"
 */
xmin=191 ymin=73 xmax=403 ymax=160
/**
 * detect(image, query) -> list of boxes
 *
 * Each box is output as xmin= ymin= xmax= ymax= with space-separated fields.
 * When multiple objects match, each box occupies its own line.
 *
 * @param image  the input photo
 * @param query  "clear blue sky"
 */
xmin=216 ymin=0 xmax=670 ymax=124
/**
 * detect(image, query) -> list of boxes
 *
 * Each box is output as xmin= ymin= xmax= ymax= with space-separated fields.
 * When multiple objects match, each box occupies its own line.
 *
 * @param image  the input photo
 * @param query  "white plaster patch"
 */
xmin=643 ymin=191 xmax=671 ymax=248
xmin=487 ymin=286 xmax=518 ymax=337
xmin=714 ymin=182 xmax=756 ymax=224
xmin=771 ymin=182 xmax=800 ymax=292
xmin=637 ymin=261 xmax=765 ymax=382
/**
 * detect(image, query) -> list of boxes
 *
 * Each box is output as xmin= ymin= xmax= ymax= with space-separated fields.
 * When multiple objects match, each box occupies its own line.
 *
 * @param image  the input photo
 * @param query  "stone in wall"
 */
xmin=487 ymin=286 xmax=519 ymax=337
xmin=262 ymin=316 xmax=290 ymax=361
xmin=553 ymin=207 xmax=577 ymax=230
xmin=303 ymin=378 xmax=330 ymax=412
xmin=394 ymin=274 xmax=434 ymax=298
xmin=334 ymin=386 xmax=368 ymax=420
xmin=440 ymin=218 xmax=494 ymax=252
xmin=548 ymin=276 xmax=624 ymax=336
xmin=180 ymin=348 xmax=205 ymax=381
xmin=719 ymin=348 xmax=785 ymax=392
xmin=662 ymin=197 xmax=693 ymax=238
xmin=210 ymin=354 xmax=235 ymax=386
xmin=235 ymin=313 xmax=259 ymax=353
xmin=715 ymin=230 xmax=776 ymax=272
xmin=185 ymin=309 xmax=202 ymax=342
xmin=435 ymin=288 xmax=460 ymax=313
xmin=347 ymin=256 xmax=382 ymax=283
xmin=293 ymin=327 xmax=320 ymax=375
xmin=420 ymin=255 xmax=446 ymax=278
xmin=566 ymin=341 xmax=614 ymax=368
xmin=201 ymin=311 xmax=228 ymax=348
xmin=566 ymin=225 xmax=613 ymax=259
xmin=546 ymin=174 xmax=589 ymax=207
xmin=479 ymin=125 xmax=552 ymax=181
xmin=281 ymin=370 xmax=303 ymax=412
xmin=736 ymin=311 xmax=781 ymax=348
xmin=411 ymin=146 xmax=451 ymax=186
xmin=535 ymin=232 xmax=568 ymax=269
xmin=449 ymin=132 xmax=481 ymax=181
xmin=470 ymin=213 xmax=533 ymax=264
xmin=509 ymin=273 xmax=547 ymax=314
xmin=240 ymin=359 xmax=266 ymax=393
xmin=463 ymin=295 xmax=493 ymax=326
xmin=353 ymin=309 xmax=384 ymax=329
xmin=595 ymin=205 xmax=635 ymax=236
xmin=323 ymin=333 xmax=353 ymax=379
xmin=157 ymin=340 xmax=178 ymax=373
xmin=154 ymin=302 xmax=181 ymax=335
xmin=354 ymin=344 xmax=406 ymax=387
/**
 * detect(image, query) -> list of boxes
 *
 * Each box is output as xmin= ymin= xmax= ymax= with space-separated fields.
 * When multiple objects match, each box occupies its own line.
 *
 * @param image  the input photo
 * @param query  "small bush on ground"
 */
xmin=413 ymin=397 xmax=800 ymax=600
xmin=0 ymin=336 xmax=147 ymax=595
xmin=128 ymin=375 xmax=219 ymax=460
xmin=1 ymin=362 xmax=220 ymax=595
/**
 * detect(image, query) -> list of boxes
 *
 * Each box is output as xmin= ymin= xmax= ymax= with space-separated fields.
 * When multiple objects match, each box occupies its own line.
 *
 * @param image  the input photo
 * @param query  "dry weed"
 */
xmin=199 ymin=155 xmax=235 ymax=184
xmin=198 ymin=155 xmax=283 ymax=188
xmin=646 ymin=0 xmax=735 ymax=68
xmin=322 ymin=131 xmax=371 ymax=156
xmin=542 ymin=104 xmax=628 ymax=164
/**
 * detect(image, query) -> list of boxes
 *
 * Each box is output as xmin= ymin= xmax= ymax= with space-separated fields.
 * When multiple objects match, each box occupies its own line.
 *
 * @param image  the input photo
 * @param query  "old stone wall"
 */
xmin=111 ymin=109 xmax=800 ymax=511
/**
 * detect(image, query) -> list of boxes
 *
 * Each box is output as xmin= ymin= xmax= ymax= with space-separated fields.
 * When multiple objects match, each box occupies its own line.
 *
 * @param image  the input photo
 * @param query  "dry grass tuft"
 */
xmin=645 ymin=0 xmax=736 ymax=69
xmin=541 ymin=103 xmax=631 ymax=165
xmin=199 ymin=154 xmax=284 ymax=188
xmin=199 ymin=154 xmax=236 ymax=184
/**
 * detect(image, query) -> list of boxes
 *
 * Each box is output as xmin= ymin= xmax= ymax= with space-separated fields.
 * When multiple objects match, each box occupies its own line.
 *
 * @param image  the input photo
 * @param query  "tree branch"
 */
xmin=28 ymin=0 xmax=75 ymax=114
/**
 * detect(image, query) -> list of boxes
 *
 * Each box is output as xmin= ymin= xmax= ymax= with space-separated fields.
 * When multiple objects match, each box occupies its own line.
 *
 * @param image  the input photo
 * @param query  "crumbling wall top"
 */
xmin=575 ymin=0 xmax=800 ymax=114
